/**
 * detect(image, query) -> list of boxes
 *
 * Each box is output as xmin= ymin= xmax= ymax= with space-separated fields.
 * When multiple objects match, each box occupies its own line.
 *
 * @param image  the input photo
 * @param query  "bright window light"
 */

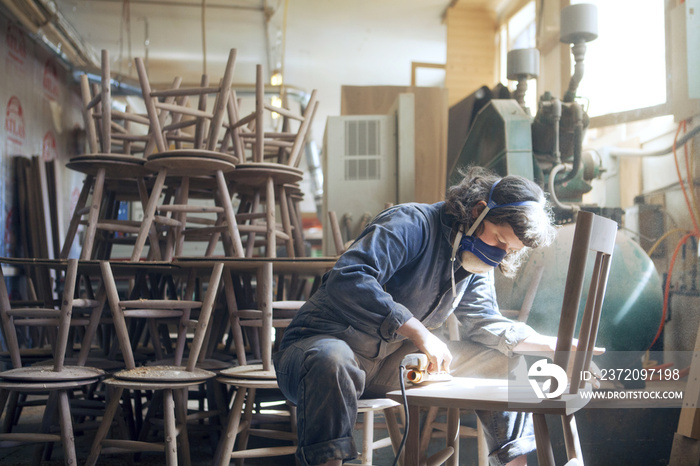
xmin=572 ymin=0 xmax=666 ymax=117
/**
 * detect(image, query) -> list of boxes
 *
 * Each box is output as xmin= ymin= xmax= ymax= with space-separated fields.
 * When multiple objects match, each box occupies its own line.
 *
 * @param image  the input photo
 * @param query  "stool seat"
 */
xmin=113 ymin=365 xmax=215 ymax=383
xmin=66 ymin=154 xmax=152 ymax=178
xmin=147 ymin=148 xmax=239 ymax=164
xmin=219 ymin=364 xmax=276 ymax=380
xmin=145 ymin=155 xmax=237 ymax=177
xmin=228 ymin=162 xmax=304 ymax=186
xmin=0 ymin=365 xmax=104 ymax=382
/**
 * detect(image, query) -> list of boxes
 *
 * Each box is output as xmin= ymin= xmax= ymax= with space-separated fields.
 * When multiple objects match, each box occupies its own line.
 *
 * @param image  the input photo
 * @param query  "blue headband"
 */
xmin=450 ymin=179 xmax=540 ymax=297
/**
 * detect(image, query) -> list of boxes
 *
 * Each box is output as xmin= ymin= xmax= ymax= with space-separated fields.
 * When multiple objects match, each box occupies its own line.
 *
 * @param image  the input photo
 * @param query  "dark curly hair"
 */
xmin=445 ymin=166 xmax=556 ymax=277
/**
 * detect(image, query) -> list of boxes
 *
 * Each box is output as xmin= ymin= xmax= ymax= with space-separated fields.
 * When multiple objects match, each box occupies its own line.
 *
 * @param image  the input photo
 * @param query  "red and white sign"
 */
xmin=5 ymin=96 xmax=26 ymax=149
xmin=43 ymin=58 xmax=60 ymax=101
xmin=42 ymin=131 xmax=57 ymax=161
xmin=5 ymin=23 xmax=26 ymax=66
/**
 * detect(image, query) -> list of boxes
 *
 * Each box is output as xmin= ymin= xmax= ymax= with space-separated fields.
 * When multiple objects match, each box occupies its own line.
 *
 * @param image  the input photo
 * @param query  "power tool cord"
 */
xmin=391 ymin=365 xmax=409 ymax=466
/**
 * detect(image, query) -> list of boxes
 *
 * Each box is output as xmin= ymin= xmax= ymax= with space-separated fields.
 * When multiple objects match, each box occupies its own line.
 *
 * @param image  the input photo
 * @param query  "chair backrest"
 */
xmin=0 ymin=259 xmax=81 ymax=371
xmin=100 ymin=261 xmax=224 ymax=372
xmin=227 ymin=64 xmax=319 ymax=167
xmin=135 ymin=49 xmax=237 ymax=155
xmin=81 ymin=49 xmax=152 ymax=157
xmin=552 ymin=210 xmax=617 ymax=395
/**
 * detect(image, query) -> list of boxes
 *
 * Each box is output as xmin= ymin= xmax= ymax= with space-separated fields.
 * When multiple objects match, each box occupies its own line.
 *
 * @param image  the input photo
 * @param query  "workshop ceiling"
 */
xmin=40 ymin=0 xmax=507 ymax=86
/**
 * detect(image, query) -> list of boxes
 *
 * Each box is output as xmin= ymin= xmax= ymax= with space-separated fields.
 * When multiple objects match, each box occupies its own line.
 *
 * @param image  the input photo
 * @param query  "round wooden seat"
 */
xmin=113 ymin=365 xmax=215 ymax=383
xmin=147 ymin=148 xmax=239 ymax=164
xmin=0 ymin=365 xmax=104 ymax=382
xmin=145 ymin=155 xmax=237 ymax=177
xmin=228 ymin=162 xmax=304 ymax=186
xmin=219 ymin=363 xmax=276 ymax=380
xmin=66 ymin=154 xmax=153 ymax=178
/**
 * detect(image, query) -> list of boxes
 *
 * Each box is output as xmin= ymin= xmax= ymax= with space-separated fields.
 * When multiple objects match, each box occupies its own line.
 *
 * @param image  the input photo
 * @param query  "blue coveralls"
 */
xmin=274 ymin=202 xmax=537 ymax=465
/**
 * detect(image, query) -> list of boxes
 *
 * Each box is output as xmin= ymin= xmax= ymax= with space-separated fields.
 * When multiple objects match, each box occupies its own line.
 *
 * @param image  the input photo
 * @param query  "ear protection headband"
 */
xmin=450 ymin=179 xmax=539 ymax=297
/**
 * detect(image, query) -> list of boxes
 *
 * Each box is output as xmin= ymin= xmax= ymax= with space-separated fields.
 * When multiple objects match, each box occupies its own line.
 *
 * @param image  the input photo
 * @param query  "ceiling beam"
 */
xmin=85 ymin=0 xmax=264 ymax=12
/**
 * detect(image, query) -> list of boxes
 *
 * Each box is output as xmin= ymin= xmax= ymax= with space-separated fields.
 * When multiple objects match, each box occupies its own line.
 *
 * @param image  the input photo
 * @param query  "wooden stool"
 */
xmin=130 ymin=49 xmax=244 ymax=261
xmin=62 ymin=49 xmax=167 ymax=260
xmin=226 ymin=65 xmax=318 ymax=258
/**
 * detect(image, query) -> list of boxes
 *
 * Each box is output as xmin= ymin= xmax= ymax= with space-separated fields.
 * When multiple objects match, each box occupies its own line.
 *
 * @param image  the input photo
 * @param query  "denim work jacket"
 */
xmin=279 ymin=202 xmax=535 ymax=360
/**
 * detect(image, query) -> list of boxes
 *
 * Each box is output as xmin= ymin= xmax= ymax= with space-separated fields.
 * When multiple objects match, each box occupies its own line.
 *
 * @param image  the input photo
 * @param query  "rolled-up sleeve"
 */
xmin=323 ymin=207 xmax=428 ymax=340
xmin=454 ymin=270 xmax=535 ymax=357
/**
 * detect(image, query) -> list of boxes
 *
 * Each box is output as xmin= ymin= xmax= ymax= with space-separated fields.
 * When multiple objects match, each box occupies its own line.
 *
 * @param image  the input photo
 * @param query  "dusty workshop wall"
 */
xmin=0 ymin=12 xmax=84 ymax=258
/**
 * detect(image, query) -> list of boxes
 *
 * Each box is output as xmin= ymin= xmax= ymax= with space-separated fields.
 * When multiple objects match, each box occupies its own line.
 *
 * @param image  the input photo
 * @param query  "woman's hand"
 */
xmin=397 ymin=317 xmax=452 ymax=373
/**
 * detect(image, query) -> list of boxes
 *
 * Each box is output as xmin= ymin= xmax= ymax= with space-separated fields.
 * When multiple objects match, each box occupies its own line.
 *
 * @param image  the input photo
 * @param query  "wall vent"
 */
xmin=344 ymin=120 xmax=381 ymax=180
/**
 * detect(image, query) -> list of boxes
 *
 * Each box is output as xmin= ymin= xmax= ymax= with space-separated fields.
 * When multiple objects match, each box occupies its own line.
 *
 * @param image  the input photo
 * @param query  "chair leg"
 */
xmin=86 ymin=385 xmax=124 ymax=466
xmin=216 ymin=170 xmax=244 ymax=257
xmin=214 ymin=385 xmax=247 ymax=466
xmin=446 ymin=407 xmax=460 ymax=466
xmin=420 ymin=406 xmax=440 ymax=452
xmin=477 ymin=417 xmax=489 ymax=466
xmin=1 ymin=390 xmax=19 ymax=432
xmin=175 ymin=388 xmax=192 ymax=466
xmin=60 ymin=175 xmax=93 ymax=259
xmin=57 ymin=390 xmax=78 ymax=466
xmin=533 ymin=413 xmax=555 ymax=466
xmin=81 ymin=167 xmax=107 ymax=260
xmin=163 ymin=389 xmax=178 ymax=466
xmin=361 ymin=410 xmax=374 ymax=465
xmin=264 ymin=177 xmax=276 ymax=258
xmin=131 ymin=169 xmax=168 ymax=261
xmin=384 ymin=405 xmax=402 ymax=459
xmin=277 ymin=185 xmax=295 ymax=258
xmin=562 ymin=413 xmax=584 ymax=464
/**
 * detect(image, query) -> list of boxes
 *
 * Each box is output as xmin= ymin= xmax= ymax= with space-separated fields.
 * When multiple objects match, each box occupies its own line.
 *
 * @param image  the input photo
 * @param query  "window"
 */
xmin=572 ymin=0 xmax=666 ymax=118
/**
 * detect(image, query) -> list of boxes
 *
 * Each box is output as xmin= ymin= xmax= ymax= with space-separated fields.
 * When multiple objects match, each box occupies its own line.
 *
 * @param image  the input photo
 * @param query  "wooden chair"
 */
xmin=387 ymin=210 xmax=618 ymax=466
xmin=226 ymin=65 xmax=319 ymax=258
xmin=85 ymin=261 xmax=224 ymax=466
xmin=0 ymin=259 xmax=104 ymax=465
xmin=62 ymin=49 xmax=169 ymax=261
xmin=130 ymin=49 xmax=244 ymax=261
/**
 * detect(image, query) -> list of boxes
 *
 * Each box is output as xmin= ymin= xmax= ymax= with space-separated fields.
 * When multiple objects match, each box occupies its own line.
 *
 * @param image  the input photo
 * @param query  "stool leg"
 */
xmin=175 ymin=388 xmax=192 ymax=466
xmin=60 ymin=175 xmax=92 ymax=259
xmin=163 ymin=389 xmax=178 ymax=466
xmin=216 ymin=170 xmax=244 ymax=257
xmin=277 ymin=184 xmax=295 ymax=258
xmin=534 ymin=413 xmax=555 ymax=466
xmin=264 ymin=177 xmax=276 ymax=258
xmin=214 ymin=385 xmax=247 ymax=466
xmin=137 ymin=176 xmax=163 ymax=261
xmin=57 ymin=390 xmax=78 ymax=466
xmin=85 ymin=385 xmax=124 ymax=466
xmin=361 ymin=410 xmax=374 ymax=465
xmin=131 ymin=169 xmax=167 ymax=262
xmin=81 ymin=167 xmax=107 ymax=260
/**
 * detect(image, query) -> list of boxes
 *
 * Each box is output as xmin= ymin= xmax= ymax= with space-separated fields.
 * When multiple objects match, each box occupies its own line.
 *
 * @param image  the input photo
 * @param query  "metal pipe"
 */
xmin=606 ymin=124 xmax=700 ymax=157
xmin=548 ymin=164 xmax=579 ymax=212
xmin=558 ymin=102 xmax=583 ymax=184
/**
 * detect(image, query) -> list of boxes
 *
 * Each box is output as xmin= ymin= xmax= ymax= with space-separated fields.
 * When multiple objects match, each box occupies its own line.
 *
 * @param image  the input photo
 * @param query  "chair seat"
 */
xmin=388 ymin=376 xmax=593 ymax=416
xmin=228 ymin=162 xmax=304 ymax=186
xmin=148 ymin=148 xmax=239 ymax=165
xmin=146 ymin=357 xmax=232 ymax=372
xmin=145 ymin=155 xmax=237 ymax=177
xmin=0 ymin=377 xmax=102 ymax=392
xmin=357 ymin=398 xmax=401 ymax=412
xmin=219 ymin=364 xmax=276 ymax=380
xmin=0 ymin=365 xmax=105 ymax=382
xmin=67 ymin=154 xmax=152 ymax=178
xmin=113 ymin=365 xmax=215 ymax=383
